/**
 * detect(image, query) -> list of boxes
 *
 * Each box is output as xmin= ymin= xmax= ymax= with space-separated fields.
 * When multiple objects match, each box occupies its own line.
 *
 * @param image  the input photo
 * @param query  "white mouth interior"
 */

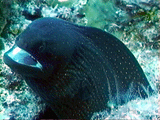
xmin=7 ymin=45 xmax=42 ymax=68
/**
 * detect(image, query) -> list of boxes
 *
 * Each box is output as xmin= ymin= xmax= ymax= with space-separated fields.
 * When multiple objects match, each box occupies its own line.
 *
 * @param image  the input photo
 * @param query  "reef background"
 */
xmin=0 ymin=0 xmax=159 ymax=119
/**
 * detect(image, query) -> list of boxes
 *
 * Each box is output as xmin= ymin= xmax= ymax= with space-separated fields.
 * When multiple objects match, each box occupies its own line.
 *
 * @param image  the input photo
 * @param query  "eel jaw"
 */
xmin=3 ymin=45 xmax=43 ymax=78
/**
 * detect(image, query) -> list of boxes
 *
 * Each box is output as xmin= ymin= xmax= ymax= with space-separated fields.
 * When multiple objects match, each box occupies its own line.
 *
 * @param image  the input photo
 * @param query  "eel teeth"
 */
xmin=30 ymin=55 xmax=37 ymax=61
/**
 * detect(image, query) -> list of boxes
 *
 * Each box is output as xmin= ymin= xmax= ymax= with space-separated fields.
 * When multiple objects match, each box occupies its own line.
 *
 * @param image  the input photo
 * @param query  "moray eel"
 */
xmin=3 ymin=17 xmax=153 ymax=119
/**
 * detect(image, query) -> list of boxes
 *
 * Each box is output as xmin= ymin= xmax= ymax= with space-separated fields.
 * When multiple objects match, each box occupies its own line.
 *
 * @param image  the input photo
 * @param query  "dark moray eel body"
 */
xmin=3 ymin=17 xmax=153 ymax=119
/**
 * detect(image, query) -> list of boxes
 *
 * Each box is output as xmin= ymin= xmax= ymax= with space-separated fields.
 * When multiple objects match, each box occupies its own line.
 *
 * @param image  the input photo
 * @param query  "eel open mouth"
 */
xmin=3 ymin=45 xmax=43 ymax=77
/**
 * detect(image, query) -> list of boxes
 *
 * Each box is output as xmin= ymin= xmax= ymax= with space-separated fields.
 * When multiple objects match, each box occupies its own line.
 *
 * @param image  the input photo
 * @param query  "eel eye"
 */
xmin=39 ymin=42 xmax=45 ymax=52
xmin=39 ymin=45 xmax=44 ymax=52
